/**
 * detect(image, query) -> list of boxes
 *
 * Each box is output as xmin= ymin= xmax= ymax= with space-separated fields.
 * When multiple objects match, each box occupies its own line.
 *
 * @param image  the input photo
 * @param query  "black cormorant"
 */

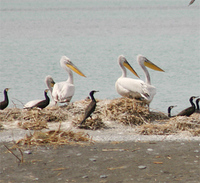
xmin=195 ymin=98 xmax=200 ymax=113
xmin=168 ymin=105 xmax=177 ymax=117
xmin=27 ymin=89 xmax=50 ymax=109
xmin=177 ymin=96 xmax=198 ymax=117
xmin=0 ymin=88 xmax=10 ymax=110
xmin=80 ymin=90 xmax=99 ymax=125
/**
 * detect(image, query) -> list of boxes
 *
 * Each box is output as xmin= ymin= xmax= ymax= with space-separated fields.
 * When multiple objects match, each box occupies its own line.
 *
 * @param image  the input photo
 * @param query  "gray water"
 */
xmin=0 ymin=0 xmax=200 ymax=114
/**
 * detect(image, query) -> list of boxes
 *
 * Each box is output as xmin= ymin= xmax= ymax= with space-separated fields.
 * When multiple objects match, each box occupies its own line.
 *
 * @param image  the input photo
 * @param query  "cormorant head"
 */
xmin=89 ymin=90 xmax=99 ymax=97
xmin=168 ymin=105 xmax=177 ymax=110
xmin=44 ymin=89 xmax=49 ymax=93
xmin=90 ymin=90 xmax=99 ymax=95
xmin=5 ymin=88 xmax=10 ymax=92
xmin=190 ymin=96 xmax=199 ymax=101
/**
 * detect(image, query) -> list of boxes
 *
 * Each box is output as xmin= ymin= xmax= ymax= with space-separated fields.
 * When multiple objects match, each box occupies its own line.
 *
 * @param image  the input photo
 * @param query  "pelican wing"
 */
xmin=52 ymin=82 xmax=74 ymax=103
xmin=115 ymin=77 xmax=153 ymax=100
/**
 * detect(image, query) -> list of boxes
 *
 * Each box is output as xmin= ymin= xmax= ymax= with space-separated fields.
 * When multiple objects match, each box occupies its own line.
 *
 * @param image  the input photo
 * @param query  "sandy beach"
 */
xmin=0 ymin=99 xmax=200 ymax=183
xmin=1 ymin=140 xmax=200 ymax=183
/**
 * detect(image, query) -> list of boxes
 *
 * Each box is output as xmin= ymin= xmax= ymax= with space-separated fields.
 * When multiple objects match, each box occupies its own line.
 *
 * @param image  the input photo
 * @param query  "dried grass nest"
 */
xmin=16 ymin=124 xmax=91 ymax=146
xmin=137 ymin=116 xmax=200 ymax=136
xmin=0 ymin=97 xmax=200 ymax=136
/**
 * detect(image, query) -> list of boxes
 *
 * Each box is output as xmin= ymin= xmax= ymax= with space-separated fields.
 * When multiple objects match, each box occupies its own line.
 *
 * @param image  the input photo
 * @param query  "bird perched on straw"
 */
xmin=167 ymin=105 xmax=177 ymax=118
xmin=24 ymin=89 xmax=50 ymax=109
xmin=195 ymin=98 xmax=200 ymax=113
xmin=177 ymin=96 xmax=198 ymax=117
xmin=0 ymin=88 xmax=10 ymax=110
xmin=80 ymin=90 xmax=99 ymax=125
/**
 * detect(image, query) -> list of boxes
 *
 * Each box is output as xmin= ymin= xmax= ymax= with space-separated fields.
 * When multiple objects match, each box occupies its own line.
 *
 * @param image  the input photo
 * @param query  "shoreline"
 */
xmin=1 ymin=119 xmax=200 ymax=143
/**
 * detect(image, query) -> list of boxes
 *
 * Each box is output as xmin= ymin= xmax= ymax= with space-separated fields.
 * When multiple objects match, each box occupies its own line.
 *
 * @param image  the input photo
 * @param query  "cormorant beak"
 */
xmin=66 ymin=62 xmax=86 ymax=77
xmin=123 ymin=60 xmax=140 ymax=78
xmin=144 ymin=59 xmax=165 ymax=72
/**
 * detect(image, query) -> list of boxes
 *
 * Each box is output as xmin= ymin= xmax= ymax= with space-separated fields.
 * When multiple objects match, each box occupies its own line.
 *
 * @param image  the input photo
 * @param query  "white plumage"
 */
xmin=50 ymin=56 xmax=86 ymax=104
xmin=115 ymin=54 xmax=164 ymax=105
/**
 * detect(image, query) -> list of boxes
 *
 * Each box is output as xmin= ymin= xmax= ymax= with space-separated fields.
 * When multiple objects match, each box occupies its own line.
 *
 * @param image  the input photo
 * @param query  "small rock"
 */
xmin=82 ymin=175 xmax=88 ymax=179
xmin=138 ymin=165 xmax=147 ymax=169
xmin=100 ymin=175 xmax=108 ymax=178
xmin=24 ymin=150 xmax=32 ymax=154
xmin=89 ymin=158 xmax=96 ymax=162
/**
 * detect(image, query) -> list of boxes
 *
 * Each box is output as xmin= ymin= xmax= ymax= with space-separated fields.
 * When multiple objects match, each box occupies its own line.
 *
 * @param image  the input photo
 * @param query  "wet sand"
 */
xmin=1 ymin=141 xmax=200 ymax=183
xmin=0 ymin=105 xmax=200 ymax=183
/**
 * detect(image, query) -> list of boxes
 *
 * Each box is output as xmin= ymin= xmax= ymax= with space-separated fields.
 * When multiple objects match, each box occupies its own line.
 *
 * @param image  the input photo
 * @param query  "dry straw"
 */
xmin=1 ymin=97 xmax=200 ymax=137
xmin=16 ymin=123 xmax=91 ymax=146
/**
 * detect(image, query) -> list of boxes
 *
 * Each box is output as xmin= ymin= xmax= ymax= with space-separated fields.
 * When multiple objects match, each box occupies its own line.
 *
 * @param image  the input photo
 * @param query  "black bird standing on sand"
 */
xmin=29 ymin=89 xmax=50 ymax=109
xmin=0 ymin=88 xmax=10 ymax=110
xmin=195 ymin=98 xmax=200 ymax=113
xmin=168 ymin=105 xmax=177 ymax=117
xmin=177 ymin=96 xmax=198 ymax=117
xmin=80 ymin=90 xmax=99 ymax=125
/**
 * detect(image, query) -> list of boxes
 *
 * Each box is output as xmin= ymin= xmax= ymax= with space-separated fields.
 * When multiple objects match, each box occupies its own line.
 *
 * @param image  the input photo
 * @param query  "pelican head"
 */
xmin=137 ymin=54 xmax=164 ymax=72
xmin=118 ymin=55 xmax=140 ymax=78
xmin=45 ymin=75 xmax=55 ymax=88
xmin=60 ymin=56 xmax=86 ymax=77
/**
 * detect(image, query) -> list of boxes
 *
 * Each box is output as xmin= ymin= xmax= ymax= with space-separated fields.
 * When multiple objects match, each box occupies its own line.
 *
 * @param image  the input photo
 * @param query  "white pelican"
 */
xmin=115 ymin=55 xmax=164 ymax=105
xmin=51 ymin=56 xmax=86 ymax=104
xmin=115 ymin=55 xmax=140 ymax=98
xmin=45 ymin=75 xmax=55 ymax=94
xmin=136 ymin=54 xmax=164 ymax=105
xmin=45 ymin=75 xmax=56 ymax=106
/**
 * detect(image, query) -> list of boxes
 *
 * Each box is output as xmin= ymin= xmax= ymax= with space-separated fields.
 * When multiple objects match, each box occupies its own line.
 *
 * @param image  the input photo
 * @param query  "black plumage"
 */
xmin=0 ymin=88 xmax=10 ymax=110
xmin=168 ymin=105 xmax=176 ymax=117
xmin=177 ymin=96 xmax=198 ymax=117
xmin=80 ymin=90 xmax=98 ymax=125
xmin=195 ymin=98 xmax=200 ymax=113
xmin=32 ymin=89 xmax=50 ymax=109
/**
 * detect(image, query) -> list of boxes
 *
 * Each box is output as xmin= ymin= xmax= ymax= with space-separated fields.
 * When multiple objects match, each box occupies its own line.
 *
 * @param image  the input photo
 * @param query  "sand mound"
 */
xmin=0 ymin=98 xmax=199 ymax=137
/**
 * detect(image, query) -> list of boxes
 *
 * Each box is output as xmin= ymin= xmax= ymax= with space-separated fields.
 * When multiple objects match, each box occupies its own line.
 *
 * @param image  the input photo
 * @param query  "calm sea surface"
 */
xmin=0 ymin=0 xmax=200 ymax=114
